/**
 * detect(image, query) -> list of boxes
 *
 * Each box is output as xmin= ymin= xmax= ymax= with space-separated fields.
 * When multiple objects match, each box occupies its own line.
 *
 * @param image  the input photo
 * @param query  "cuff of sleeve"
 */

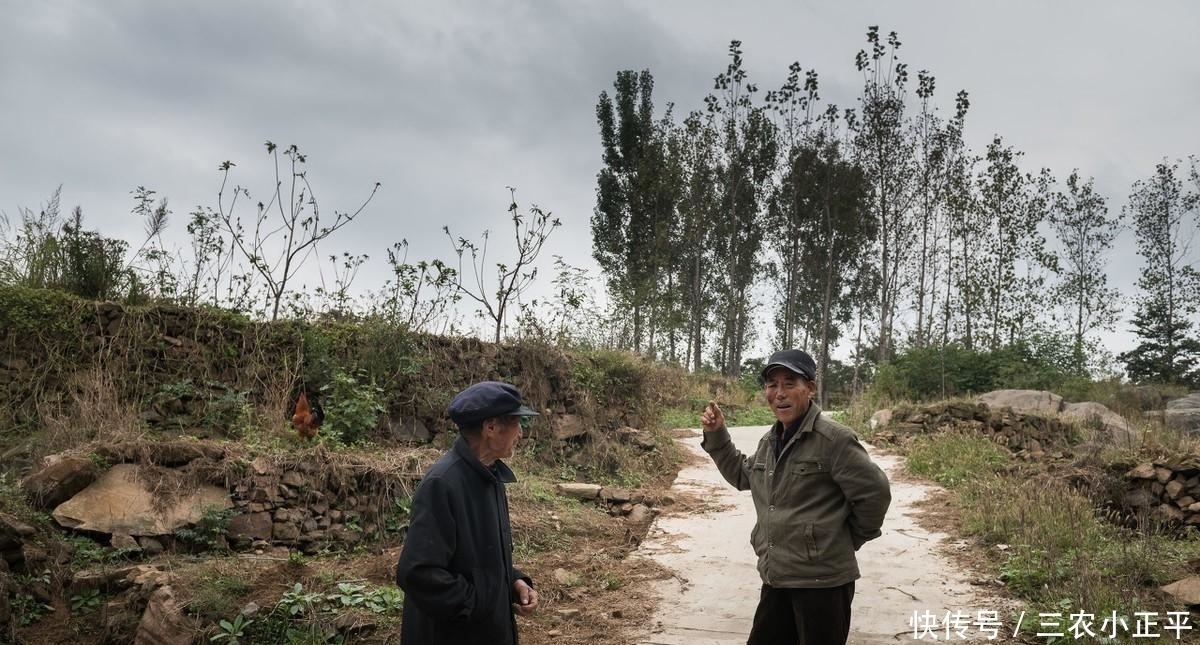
xmin=700 ymin=426 xmax=732 ymax=452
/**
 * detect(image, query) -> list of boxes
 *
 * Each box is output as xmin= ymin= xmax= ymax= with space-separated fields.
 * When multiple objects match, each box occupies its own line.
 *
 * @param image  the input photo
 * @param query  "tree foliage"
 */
xmin=593 ymin=70 xmax=677 ymax=353
xmin=852 ymin=26 xmax=917 ymax=362
xmin=707 ymin=40 xmax=778 ymax=375
xmin=1118 ymin=160 xmax=1200 ymax=386
xmin=1049 ymin=171 xmax=1122 ymax=373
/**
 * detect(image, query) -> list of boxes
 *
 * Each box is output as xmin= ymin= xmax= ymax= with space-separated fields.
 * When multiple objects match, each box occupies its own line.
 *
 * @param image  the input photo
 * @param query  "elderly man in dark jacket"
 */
xmin=396 ymin=381 xmax=540 ymax=645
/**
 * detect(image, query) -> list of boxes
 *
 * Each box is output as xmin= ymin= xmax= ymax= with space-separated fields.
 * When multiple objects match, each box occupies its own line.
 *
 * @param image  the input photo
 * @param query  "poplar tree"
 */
xmin=852 ymin=27 xmax=918 ymax=362
xmin=594 ymin=69 xmax=674 ymax=353
xmin=805 ymin=120 xmax=874 ymax=405
xmin=975 ymin=137 xmax=1052 ymax=349
xmin=910 ymin=73 xmax=968 ymax=348
xmin=674 ymin=111 xmax=721 ymax=370
xmin=942 ymin=146 xmax=984 ymax=350
xmin=765 ymin=63 xmax=820 ymax=350
xmin=1118 ymin=160 xmax=1200 ymax=386
xmin=707 ymin=41 xmax=778 ymax=375
xmin=1049 ymin=171 xmax=1121 ymax=373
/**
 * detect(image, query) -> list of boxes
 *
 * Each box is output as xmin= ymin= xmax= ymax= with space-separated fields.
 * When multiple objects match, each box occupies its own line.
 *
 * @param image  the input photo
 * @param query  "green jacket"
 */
xmin=702 ymin=403 xmax=890 ymax=588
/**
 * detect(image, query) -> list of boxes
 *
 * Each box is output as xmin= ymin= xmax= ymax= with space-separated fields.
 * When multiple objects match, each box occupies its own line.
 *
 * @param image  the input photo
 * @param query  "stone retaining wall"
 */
xmin=21 ymin=441 xmax=428 ymax=556
xmin=1126 ymin=458 xmax=1200 ymax=526
xmin=879 ymin=400 xmax=1077 ymax=456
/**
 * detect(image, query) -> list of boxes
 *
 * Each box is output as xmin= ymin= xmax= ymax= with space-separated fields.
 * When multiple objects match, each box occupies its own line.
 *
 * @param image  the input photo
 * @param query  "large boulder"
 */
xmin=21 ymin=456 xmax=99 ymax=510
xmin=52 ymin=464 xmax=232 ymax=537
xmin=978 ymin=390 xmax=1064 ymax=416
xmin=552 ymin=414 xmax=589 ymax=441
xmin=1061 ymin=401 xmax=1138 ymax=447
xmin=1161 ymin=576 xmax=1200 ymax=605
xmin=869 ymin=409 xmax=893 ymax=430
xmin=1165 ymin=392 xmax=1200 ymax=433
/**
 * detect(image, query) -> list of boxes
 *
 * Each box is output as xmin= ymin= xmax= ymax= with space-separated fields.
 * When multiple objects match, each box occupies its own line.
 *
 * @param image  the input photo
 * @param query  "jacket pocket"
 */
xmin=749 ymin=461 xmax=767 ymax=487
xmin=810 ymin=521 xmax=856 ymax=571
xmin=466 ymin=568 xmax=500 ymax=623
xmin=803 ymin=523 xmax=816 ymax=560
xmin=788 ymin=459 xmax=827 ymax=477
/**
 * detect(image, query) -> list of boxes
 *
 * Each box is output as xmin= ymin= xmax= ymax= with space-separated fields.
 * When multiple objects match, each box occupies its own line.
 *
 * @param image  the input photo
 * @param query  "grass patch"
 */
xmin=660 ymin=399 xmax=776 ymax=431
xmin=897 ymin=421 xmax=1198 ymax=641
xmin=957 ymin=473 xmax=1193 ymax=624
xmin=508 ymin=473 xmax=596 ymax=560
xmin=660 ymin=407 xmax=699 ymax=430
xmin=657 ymin=369 xmax=779 ymax=431
xmin=725 ymin=405 xmax=777 ymax=427
xmin=905 ymin=432 xmax=1009 ymax=486
xmin=182 ymin=562 xmax=253 ymax=621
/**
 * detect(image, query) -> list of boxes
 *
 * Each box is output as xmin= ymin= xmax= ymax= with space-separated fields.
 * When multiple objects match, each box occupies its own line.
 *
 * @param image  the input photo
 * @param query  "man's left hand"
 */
xmin=512 ymin=579 xmax=538 ymax=616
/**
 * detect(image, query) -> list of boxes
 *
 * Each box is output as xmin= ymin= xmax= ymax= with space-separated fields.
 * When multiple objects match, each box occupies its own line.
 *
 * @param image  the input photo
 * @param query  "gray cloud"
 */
xmin=1 ymin=0 xmax=1196 ymax=358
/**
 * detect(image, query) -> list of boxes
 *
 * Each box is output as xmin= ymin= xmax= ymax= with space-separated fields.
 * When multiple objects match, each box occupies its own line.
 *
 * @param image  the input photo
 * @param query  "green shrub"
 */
xmin=321 ymin=368 xmax=386 ymax=445
xmin=175 ymin=505 xmax=238 ymax=551
xmin=870 ymin=340 xmax=1088 ymax=402
xmin=70 ymin=588 xmax=102 ymax=614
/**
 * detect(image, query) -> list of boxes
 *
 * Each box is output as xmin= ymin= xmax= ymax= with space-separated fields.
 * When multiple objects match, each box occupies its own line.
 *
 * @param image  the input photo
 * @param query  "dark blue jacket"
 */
xmin=396 ymin=436 xmax=531 ymax=645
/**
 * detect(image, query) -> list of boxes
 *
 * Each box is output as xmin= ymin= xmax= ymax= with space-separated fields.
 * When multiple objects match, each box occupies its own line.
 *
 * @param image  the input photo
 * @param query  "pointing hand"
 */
xmin=700 ymin=400 xmax=725 ymax=434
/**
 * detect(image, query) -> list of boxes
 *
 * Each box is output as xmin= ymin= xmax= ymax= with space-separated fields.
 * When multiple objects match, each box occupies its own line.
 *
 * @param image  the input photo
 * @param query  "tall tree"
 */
xmin=974 ymin=137 xmax=1052 ymax=349
xmin=707 ymin=41 xmax=778 ymax=375
xmin=593 ymin=69 xmax=676 ymax=353
xmin=1049 ymin=171 xmax=1122 ymax=373
xmin=765 ymin=62 xmax=820 ymax=350
xmin=942 ymin=145 xmax=984 ymax=350
xmin=909 ymin=73 xmax=968 ymax=348
xmin=644 ymin=109 xmax=687 ymax=360
xmin=803 ymin=121 xmax=875 ymax=405
xmin=852 ymin=27 xmax=918 ymax=362
xmin=675 ymin=111 xmax=721 ymax=371
xmin=1015 ymin=169 xmax=1059 ymax=342
xmin=1118 ymin=160 xmax=1200 ymax=386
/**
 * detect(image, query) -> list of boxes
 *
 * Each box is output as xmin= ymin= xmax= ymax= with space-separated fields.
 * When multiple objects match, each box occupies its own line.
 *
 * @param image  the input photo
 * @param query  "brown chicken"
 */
xmin=291 ymin=390 xmax=322 ymax=440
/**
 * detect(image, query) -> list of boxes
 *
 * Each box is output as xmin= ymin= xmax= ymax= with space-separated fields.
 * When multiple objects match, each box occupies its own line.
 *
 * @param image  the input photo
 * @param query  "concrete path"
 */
xmin=635 ymin=425 xmax=1006 ymax=645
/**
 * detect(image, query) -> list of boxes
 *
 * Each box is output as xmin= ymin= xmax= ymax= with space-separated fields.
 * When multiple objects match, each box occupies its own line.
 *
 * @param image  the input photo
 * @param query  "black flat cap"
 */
xmin=448 ymin=381 xmax=539 ymax=428
xmin=760 ymin=349 xmax=817 ymax=382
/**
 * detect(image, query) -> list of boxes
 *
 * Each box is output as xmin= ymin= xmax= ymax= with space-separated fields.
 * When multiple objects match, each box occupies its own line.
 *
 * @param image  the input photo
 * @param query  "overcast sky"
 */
xmin=2 ymin=1 xmax=1198 ymax=363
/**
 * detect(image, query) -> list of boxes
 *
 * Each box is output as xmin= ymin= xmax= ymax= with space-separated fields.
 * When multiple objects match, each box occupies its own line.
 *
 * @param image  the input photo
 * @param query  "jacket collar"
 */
xmin=453 ymin=435 xmax=518 ymax=484
xmin=771 ymin=402 xmax=822 ymax=451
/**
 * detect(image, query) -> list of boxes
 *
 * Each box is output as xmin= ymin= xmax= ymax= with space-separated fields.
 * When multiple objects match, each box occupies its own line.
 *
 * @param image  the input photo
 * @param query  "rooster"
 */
xmin=291 ymin=390 xmax=323 ymax=440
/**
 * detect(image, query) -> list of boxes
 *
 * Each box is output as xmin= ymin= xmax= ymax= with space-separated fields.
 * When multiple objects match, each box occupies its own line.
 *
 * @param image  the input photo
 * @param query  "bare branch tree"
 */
xmin=212 ymin=141 xmax=380 ymax=320
xmin=445 ymin=188 xmax=561 ymax=343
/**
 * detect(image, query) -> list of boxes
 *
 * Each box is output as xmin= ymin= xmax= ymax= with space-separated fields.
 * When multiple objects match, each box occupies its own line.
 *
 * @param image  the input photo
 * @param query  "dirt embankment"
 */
xmin=2 ymin=287 xmax=715 ymax=644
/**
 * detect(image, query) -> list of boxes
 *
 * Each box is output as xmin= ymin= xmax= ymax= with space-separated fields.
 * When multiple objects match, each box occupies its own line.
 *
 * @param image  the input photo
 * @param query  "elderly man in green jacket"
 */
xmin=701 ymin=349 xmax=891 ymax=645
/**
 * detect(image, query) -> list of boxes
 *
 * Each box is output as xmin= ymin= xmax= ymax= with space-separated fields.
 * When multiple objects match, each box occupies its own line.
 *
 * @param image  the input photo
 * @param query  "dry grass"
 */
xmin=35 ymin=366 xmax=147 ymax=458
xmin=885 ymin=401 xmax=1200 ymax=645
xmin=507 ymin=474 xmax=675 ymax=645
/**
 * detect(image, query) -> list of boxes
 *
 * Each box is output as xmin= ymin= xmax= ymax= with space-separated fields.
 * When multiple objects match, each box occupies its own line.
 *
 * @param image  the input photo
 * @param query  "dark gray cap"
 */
xmin=447 ymin=381 xmax=539 ymax=428
xmin=760 ymin=349 xmax=817 ymax=382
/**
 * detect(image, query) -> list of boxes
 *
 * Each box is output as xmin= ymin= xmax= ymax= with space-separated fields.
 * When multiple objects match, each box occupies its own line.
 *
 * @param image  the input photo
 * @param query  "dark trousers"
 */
xmin=746 ymin=581 xmax=855 ymax=645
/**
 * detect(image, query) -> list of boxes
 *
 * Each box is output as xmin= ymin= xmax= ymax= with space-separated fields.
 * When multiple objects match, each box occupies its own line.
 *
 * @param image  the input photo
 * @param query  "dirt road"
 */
xmin=635 ymin=425 xmax=1008 ymax=645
